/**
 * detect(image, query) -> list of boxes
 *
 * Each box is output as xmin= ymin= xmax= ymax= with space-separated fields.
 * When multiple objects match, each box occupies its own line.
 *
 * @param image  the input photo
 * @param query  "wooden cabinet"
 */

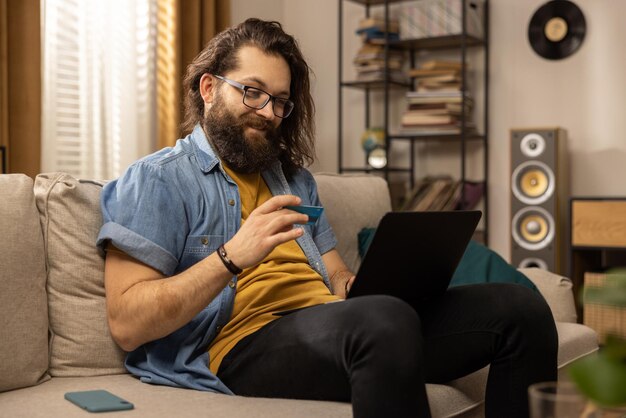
xmin=570 ymin=198 xmax=626 ymax=321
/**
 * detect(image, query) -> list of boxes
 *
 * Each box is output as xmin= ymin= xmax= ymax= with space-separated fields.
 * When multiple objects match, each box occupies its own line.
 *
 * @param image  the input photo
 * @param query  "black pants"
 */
xmin=217 ymin=283 xmax=558 ymax=418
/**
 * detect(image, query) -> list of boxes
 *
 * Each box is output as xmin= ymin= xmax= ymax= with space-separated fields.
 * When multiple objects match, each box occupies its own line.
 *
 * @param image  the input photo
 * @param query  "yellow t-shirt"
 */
xmin=208 ymin=166 xmax=340 ymax=374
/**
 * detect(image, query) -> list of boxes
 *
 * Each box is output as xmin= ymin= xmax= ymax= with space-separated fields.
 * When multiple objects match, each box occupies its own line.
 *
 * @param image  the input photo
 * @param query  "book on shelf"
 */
xmin=357 ymin=27 xmax=400 ymax=43
xmin=418 ymin=81 xmax=461 ymax=91
xmin=393 ymin=123 xmax=477 ymax=136
xmin=401 ymin=176 xmax=458 ymax=212
xmin=406 ymin=95 xmax=471 ymax=105
xmin=355 ymin=70 xmax=409 ymax=84
xmin=401 ymin=124 xmax=475 ymax=135
xmin=400 ymin=177 xmax=432 ymax=211
xmin=415 ymin=84 xmax=463 ymax=93
xmin=413 ymin=177 xmax=451 ymax=211
xmin=414 ymin=73 xmax=460 ymax=83
xmin=401 ymin=112 xmax=462 ymax=125
xmin=405 ymin=90 xmax=473 ymax=105
xmin=406 ymin=89 xmax=465 ymax=97
xmin=442 ymin=181 xmax=463 ymax=210
xmin=403 ymin=106 xmax=461 ymax=116
xmin=357 ymin=16 xmax=400 ymax=34
xmin=401 ymin=177 xmax=482 ymax=213
xmin=354 ymin=52 xmax=404 ymax=62
xmin=420 ymin=59 xmax=466 ymax=71
xmin=407 ymin=68 xmax=460 ymax=78
xmin=354 ymin=45 xmax=404 ymax=62
xmin=356 ymin=42 xmax=384 ymax=54
xmin=353 ymin=41 xmax=406 ymax=83
xmin=406 ymin=102 xmax=468 ymax=113
xmin=355 ymin=61 xmax=404 ymax=72
xmin=428 ymin=180 xmax=458 ymax=211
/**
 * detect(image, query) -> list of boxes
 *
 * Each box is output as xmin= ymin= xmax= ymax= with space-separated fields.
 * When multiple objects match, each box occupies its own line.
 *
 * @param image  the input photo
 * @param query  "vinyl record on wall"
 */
xmin=528 ymin=0 xmax=586 ymax=60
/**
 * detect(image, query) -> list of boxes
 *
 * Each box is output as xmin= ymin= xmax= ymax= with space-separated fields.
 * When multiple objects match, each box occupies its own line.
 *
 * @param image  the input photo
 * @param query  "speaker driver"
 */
xmin=520 ymin=133 xmax=546 ymax=157
xmin=512 ymin=206 xmax=555 ymax=250
xmin=512 ymin=161 xmax=555 ymax=205
xmin=520 ymin=214 xmax=548 ymax=242
xmin=518 ymin=257 xmax=549 ymax=270
xmin=520 ymin=169 xmax=549 ymax=197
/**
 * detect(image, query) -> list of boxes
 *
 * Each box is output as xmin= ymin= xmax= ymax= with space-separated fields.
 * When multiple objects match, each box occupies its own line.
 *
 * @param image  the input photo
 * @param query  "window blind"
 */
xmin=42 ymin=0 xmax=158 ymax=180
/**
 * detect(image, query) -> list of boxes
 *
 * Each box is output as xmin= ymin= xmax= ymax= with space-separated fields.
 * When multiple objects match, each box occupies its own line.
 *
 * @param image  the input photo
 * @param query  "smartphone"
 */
xmin=65 ymin=390 xmax=134 ymax=413
xmin=285 ymin=204 xmax=324 ymax=225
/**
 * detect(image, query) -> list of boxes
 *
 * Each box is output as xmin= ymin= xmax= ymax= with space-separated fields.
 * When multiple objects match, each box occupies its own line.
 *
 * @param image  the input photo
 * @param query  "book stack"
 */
xmin=401 ymin=175 xmax=461 ymax=212
xmin=399 ymin=59 xmax=474 ymax=135
xmin=401 ymin=176 xmax=484 ymax=212
xmin=353 ymin=17 xmax=406 ymax=84
xmin=356 ymin=16 xmax=400 ymax=44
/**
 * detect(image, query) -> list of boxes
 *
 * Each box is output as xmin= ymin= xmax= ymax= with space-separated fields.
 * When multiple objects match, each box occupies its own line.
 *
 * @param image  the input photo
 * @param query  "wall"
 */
xmin=231 ymin=0 xmax=626 ymax=262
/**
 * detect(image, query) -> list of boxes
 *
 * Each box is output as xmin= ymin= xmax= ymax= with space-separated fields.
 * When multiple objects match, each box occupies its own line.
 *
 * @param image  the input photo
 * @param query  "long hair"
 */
xmin=182 ymin=18 xmax=316 ymax=174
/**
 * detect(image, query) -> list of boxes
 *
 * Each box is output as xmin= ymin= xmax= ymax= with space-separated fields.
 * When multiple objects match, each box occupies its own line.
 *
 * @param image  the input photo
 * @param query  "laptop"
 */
xmin=347 ymin=210 xmax=482 ymax=309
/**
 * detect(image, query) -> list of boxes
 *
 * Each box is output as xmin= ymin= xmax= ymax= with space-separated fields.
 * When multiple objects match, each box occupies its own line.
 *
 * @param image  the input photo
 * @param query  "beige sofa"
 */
xmin=0 ymin=171 xmax=599 ymax=417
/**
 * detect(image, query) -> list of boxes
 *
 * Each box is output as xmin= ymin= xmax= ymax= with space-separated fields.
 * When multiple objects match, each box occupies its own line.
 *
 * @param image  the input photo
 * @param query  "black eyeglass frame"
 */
xmin=213 ymin=74 xmax=294 ymax=119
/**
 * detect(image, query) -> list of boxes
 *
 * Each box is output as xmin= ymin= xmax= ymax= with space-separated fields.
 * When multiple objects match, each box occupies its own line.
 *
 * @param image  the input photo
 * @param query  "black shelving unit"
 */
xmin=338 ymin=0 xmax=490 ymax=244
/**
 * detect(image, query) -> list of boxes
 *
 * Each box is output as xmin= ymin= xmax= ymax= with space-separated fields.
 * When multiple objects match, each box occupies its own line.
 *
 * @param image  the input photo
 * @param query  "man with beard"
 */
xmin=97 ymin=18 xmax=557 ymax=418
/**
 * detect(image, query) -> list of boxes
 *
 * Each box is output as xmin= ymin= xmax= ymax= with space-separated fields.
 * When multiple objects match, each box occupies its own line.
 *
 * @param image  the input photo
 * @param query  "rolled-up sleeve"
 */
xmin=96 ymin=161 xmax=189 ymax=276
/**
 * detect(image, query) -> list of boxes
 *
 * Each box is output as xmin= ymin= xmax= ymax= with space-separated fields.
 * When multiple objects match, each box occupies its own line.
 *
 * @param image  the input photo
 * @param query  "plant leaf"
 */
xmin=578 ymin=271 xmax=626 ymax=307
xmin=584 ymin=285 xmax=626 ymax=307
xmin=603 ymin=336 xmax=626 ymax=360
xmin=569 ymin=351 xmax=626 ymax=407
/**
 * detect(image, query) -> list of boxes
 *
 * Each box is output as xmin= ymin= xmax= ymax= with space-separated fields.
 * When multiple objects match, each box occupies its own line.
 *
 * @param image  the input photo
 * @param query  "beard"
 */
xmin=202 ymin=94 xmax=282 ymax=174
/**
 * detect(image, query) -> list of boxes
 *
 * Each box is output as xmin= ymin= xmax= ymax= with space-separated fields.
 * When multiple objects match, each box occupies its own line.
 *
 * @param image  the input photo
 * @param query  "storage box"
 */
xmin=399 ymin=0 xmax=484 ymax=40
xmin=583 ymin=272 xmax=626 ymax=344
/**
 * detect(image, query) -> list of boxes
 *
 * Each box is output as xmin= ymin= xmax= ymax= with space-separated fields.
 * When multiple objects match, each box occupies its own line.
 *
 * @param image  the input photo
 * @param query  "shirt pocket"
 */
xmin=179 ymin=235 xmax=224 ymax=271
xmin=184 ymin=234 xmax=224 ymax=254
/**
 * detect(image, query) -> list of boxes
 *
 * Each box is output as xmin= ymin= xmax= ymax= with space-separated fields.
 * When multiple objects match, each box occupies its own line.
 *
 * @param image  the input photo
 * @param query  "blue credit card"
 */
xmin=285 ymin=205 xmax=324 ymax=225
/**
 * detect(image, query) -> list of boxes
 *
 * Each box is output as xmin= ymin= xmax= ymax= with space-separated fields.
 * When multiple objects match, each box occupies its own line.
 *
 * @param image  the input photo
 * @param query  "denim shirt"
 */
xmin=96 ymin=124 xmax=338 ymax=393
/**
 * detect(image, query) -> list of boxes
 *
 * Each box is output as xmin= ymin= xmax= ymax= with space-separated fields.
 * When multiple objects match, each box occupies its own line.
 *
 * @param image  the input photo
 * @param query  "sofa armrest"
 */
xmin=519 ymin=268 xmax=578 ymax=323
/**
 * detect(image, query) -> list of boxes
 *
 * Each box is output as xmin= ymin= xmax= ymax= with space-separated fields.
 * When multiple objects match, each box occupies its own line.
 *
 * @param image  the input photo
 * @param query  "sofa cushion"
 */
xmin=0 ymin=373 xmax=485 ymax=418
xmin=34 ymin=172 xmax=126 ymax=376
xmin=0 ymin=174 xmax=50 ymax=392
xmin=450 ymin=240 xmax=538 ymax=291
xmin=0 ymin=374 xmax=353 ymax=418
xmin=314 ymin=172 xmax=391 ymax=273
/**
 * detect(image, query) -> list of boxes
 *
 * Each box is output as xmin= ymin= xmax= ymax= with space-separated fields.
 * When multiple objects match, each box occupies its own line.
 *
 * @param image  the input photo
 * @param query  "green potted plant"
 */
xmin=569 ymin=269 xmax=626 ymax=413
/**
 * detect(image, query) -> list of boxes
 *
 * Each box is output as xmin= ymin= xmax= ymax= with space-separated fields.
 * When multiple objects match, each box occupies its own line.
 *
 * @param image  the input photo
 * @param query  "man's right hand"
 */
xmin=224 ymin=194 xmax=309 ymax=270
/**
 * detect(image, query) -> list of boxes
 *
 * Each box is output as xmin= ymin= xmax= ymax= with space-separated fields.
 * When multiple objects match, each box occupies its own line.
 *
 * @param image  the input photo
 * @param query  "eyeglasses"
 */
xmin=213 ymin=75 xmax=294 ymax=119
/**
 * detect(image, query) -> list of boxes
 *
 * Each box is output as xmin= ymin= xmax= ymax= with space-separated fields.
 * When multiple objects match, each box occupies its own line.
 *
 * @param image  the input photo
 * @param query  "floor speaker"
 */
xmin=510 ymin=127 xmax=568 ymax=273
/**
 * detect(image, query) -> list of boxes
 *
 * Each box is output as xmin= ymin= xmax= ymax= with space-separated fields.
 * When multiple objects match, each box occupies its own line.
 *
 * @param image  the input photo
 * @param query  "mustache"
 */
xmin=240 ymin=115 xmax=273 ymax=131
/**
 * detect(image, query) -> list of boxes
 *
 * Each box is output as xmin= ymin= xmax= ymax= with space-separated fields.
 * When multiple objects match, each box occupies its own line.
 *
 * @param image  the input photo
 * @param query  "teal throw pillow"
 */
xmin=357 ymin=227 xmax=538 ymax=292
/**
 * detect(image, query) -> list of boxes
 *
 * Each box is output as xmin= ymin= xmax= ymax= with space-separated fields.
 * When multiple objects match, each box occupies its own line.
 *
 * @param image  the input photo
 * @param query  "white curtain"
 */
xmin=41 ymin=0 xmax=158 ymax=180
